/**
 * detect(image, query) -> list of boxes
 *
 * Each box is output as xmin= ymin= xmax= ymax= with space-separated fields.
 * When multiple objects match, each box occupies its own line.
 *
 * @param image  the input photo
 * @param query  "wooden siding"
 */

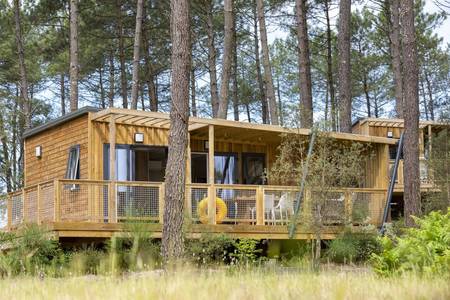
xmin=25 ymin=115 xmax=89 ymax=186
xmin=91 ymin=122 xmax=170 ymax=180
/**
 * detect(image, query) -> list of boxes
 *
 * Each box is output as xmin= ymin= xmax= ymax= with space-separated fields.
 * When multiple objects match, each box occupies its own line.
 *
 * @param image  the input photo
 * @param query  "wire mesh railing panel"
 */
xmin=116 ymin=184 xmax=160 ymax=221
xmin=24 ymin=188 xmax=38 ymax=223
xmin=352 ymin=191 xmax=386 ymax=225
xmin=39 ymin=182 xmax=54 ymax=222
xmin=308 ymin=191 xmax=347 ymax=225
xmin=11 ymin=193 xmax=23 ymax=226
xmin=60 ymin=183 xmax=90 ymax=221
xmin=263 ymin=189 xmax=299 ymax=225
xmin=215 ymin=187 xmax=257 ymax=223
xmin=190 ymin=187 xmax=208 ymax=220
xmin=60 ymin=181 xmax=111 ymax=222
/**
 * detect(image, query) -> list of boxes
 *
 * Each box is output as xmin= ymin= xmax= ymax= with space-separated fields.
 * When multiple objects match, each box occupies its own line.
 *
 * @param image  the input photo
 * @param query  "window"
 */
xmin=214 ymin=153 xmax=238 ymax=184
xmin=242 ymin=153 xmax=266 ymax=185
xmin=103 ymin=144 xmax=168 ymax=182
xmin=65 ymin=145 xmax=80 ymax=179
xmin=389 ymin=145 xmax=403 ymax=160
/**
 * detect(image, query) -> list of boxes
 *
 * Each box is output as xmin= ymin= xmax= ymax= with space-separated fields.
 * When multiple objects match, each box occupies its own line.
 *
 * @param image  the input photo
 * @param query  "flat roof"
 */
xmin=23 ymin=106 xmax=99 ymax=138
xmin=91 ymin=108 xmax=397 ymax=145
xmin=353 ymin=117 xmax=450 ymax=129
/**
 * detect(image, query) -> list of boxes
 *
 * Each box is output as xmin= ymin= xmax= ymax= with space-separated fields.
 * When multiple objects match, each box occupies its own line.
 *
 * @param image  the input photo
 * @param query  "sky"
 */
xmin=424 ymin=1 xmax=450 ymax=44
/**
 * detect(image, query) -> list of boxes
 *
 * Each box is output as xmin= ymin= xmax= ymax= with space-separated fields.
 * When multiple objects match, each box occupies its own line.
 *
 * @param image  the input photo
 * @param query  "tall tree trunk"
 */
xmin=374 ymin=94 xmax=379 ymax=118
xmin=401 ymin=0 xmax=421 ymax=226
xmin=246 ymin=102 xmax=251 ymax=122
xmin=277 ymin=76 xmax=283 ymax=126
xmin=108 ymin=49 xmax=115 ymax=108
xmin=0 ymin=115 xmax=12 ymax=192
xmin=256 ymin=0 xmax=278 ymax=125
xmin=205 ymin=0 xmax=220 ymax=117
xmin=131 ymin=0 xmax=144 ymax=109
xmin=60 ymin=73 xmax=66 ymax=115
xmin=217 ymin=0 xmax=234 ymax=119
xmin=116 ymin=0 xmax=128 ymax=109
xmin=99 ymin=66 xmax=106 ymax=109
xmin=12 ymin=96 xmax=18 ymax=189
xmin=337 ymin=0 xmax=351 ymax=132
xmin=69 ymin=0 xmax=79 ymax=112
xmin=13 ymin=0 xmax=31 ymax=128
xmin=424 ymin=71 xmax=435 ymax=121
xmin=232 ymin=14 xmax=239 ymax=121
xmin=162 ymin=0 xmax=190 ymax=262
xmin=295 ymin=0 xmax=313 ymax=128
xmin=363 ymin=73 xmax=371 ymax=117
xmin=324 ymin=0 xmax=336 ymax=130
xmin=252 ymin=0 xmax=268 ymax=124
xmin=142 ymin=23 xmax=158 ymax=112
xmin=420 ymin=77 xmax=429 ymax=120
xmin=140 ymin=82 xmax=145 ymax=110
xmin=191 ymin=67 xmax=197 ymax=117
xmin=390 ymin=0 xmax=403 ymax=118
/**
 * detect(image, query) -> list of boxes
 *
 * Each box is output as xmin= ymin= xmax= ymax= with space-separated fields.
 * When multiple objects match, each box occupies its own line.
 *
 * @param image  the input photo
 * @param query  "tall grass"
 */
xmin=0 ymin=269 xmax=448 ymax=300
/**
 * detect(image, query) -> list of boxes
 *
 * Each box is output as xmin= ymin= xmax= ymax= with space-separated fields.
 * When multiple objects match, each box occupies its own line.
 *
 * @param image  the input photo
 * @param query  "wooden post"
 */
xmin=109 ymin=115 xmax=116 ymax=223
xmin=256 ymin=186 xmax=264 ymax=225
xmin=186 ymin=133 xmax=191 ymax=185
xmin=36 ymin=184 xmax=41 ymax=224
xmin=7 ymin=194 xmax=12 ymax=230
xmin=185 ymin=134 xmax=192 ymax=219
xmin=159 ymin=183 xmax=165 ymax=224
xmin=54 ymin=179 xmax=60 ymax=222
xmin=22 ymin=188 xmax=26 ymax=223
xmin=344 ymin=191 xmax=352 ymax=224
xmin=208 ymin=125 xmax=216 ymax=224
xmin=108 ymin=182 xmax=116 ymax=223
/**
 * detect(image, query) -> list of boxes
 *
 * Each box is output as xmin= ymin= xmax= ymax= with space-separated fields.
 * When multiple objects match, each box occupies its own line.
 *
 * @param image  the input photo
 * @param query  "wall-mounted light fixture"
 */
xmin=134 ymin=132 xmax=144 ymax=143
xmin=387 ymin=131 xmax=393 ymax=138
xmin=35 ymin=145 xmax=42 ymax=158
xmin=204 ymin=140 xmax=209 ymax=150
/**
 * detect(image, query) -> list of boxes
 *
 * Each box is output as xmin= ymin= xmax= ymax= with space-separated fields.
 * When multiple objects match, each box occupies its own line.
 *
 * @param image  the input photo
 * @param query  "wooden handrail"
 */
xmin=6 ymin=178 xmax=389 ymax=228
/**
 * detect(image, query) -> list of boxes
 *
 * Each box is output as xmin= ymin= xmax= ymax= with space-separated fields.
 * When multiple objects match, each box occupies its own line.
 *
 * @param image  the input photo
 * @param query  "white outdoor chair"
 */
xmin=273 ymin=193 xmax=294 ymax=225
xmin=250 ymin=194 xmax=276 ymax=225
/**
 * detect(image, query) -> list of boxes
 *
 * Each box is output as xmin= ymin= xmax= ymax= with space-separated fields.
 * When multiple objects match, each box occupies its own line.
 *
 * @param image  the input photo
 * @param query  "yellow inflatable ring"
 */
xmin=197 ymin=197 xmax=228 ymax=224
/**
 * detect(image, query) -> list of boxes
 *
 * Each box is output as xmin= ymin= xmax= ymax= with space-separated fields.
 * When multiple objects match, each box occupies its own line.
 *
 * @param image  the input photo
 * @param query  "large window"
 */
xmin=65 ymin=145 xmax=80 ymax=179
xmin=242 ymin=153 xmax=266 ymax=185
xmin=215 ymin=153 xmax=238 ymax=184
xmin=103 ymin=144 xmax=167 ymax=182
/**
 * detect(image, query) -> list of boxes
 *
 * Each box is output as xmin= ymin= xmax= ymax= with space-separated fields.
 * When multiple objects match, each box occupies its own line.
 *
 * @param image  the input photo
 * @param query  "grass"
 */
xmin=0 ymin=269 xmax=449 ymax=300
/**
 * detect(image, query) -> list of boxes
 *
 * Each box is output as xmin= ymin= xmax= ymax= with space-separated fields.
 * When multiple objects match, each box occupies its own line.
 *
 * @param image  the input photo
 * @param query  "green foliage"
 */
xmin=185 ymin=236 xmax=263 ymax=267
xmin=0 ymin=224 xmax=61 ymax=277
xmin=327 ymin=226 xmax=380 ymax=264
xmin=67 ymin=248 xmax=106 ymax=276
xmin=186 ymin=234 xmax=234 ymax=266
xmin=371 ymin=209 xmax=450 ymax=277
xmin=230 ymin=239 xmax=263 ymax=266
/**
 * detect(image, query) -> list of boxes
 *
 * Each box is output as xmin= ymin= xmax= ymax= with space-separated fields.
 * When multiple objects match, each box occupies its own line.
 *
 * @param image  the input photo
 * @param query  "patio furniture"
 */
xmin=272 ymin=193 xmax=294 ymax=225
xmin=250 ymin=194 xmax=276 ymax=225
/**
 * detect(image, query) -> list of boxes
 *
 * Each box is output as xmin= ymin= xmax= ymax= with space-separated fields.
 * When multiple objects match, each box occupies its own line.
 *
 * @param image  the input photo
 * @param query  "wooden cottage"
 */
xmin=6 ymin=107 xmax=435 ymax=240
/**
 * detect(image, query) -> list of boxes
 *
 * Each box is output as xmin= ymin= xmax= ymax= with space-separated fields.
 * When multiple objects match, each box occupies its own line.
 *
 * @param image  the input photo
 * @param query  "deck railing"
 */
xmin=389 ymin=158 xmax=433 ymax=187
xmin=6 ymin=179 xmax=387 ymax=229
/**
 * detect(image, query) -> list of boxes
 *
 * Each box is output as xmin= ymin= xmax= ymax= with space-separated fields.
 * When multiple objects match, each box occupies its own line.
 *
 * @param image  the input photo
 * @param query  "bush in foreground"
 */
xmin=327 ymin=225 xmax=380 ymax=264
xmin=371 ymin=209 xmax=450 ymax=277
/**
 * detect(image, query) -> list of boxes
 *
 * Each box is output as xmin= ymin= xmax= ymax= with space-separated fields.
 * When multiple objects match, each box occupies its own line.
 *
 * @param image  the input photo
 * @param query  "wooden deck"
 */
xmin=5 ymin=179 xmax=388 ymax=240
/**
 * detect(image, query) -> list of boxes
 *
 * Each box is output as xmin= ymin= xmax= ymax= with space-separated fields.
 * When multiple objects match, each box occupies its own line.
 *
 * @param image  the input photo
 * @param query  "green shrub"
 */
xmin=186 ymin=234 xmax=234 ymax=266
xmin=230 ymin=239 xmax=263 ymax=266
xmin=0 ymin=224 xmax=61 ymax=276
xmin=371 ymin=209 xmax=450 ymax=277
xmin=327 ymin=226 xmax=380 ymax=264
xmin=67 ymin=248 xmax=107 ymax=276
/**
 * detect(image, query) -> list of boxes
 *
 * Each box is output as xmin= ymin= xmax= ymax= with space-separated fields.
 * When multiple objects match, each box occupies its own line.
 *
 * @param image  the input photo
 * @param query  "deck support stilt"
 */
xmin=208 ymin=125 xmax=216 ymax=225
